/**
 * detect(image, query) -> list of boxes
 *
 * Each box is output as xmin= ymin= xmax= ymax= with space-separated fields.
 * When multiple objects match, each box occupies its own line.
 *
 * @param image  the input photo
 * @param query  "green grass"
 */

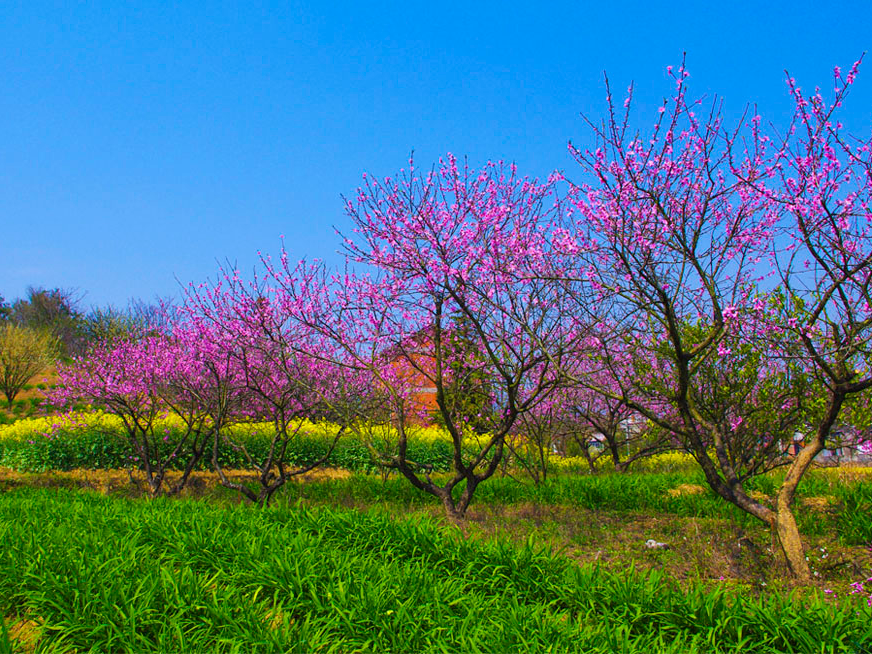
xmin=281 ymin=471 xmax=872 ymax=543
xmin=836 ymin=482 xmax=872 ymax=544
xmin=0 ymin=488 xmax=870 ymax=653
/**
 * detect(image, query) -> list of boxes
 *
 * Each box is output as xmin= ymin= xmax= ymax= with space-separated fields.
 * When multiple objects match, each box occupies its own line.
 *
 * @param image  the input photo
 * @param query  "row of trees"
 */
xmin=55 ymin=59 xmax=872 ymax=580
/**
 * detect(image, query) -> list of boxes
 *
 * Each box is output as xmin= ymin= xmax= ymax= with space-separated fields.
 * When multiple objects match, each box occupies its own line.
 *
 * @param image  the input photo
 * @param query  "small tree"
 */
xmin=0 ymin=295 xmax=10 ymax=322
xmin=81 ymin=306 xmax=148 ymax=344
xmin=0 ymin=324 xmax=58 ymax=408
xmin=11 ymin=287 xmax=85 ymax=355
xmin=430 ymin=315 xmax=494 ymax=434
xmin=54 ymin=336 xmax=212 ymax=496
xmin=562 ymin=345 xmax=674 ymax=473
xmin=507 ymin=390 xmax=578 ymax=483
xmin=177 ymin=266 xmax=373 ymax=507
xmin=318 ymin=156 xmax=579 ymax=519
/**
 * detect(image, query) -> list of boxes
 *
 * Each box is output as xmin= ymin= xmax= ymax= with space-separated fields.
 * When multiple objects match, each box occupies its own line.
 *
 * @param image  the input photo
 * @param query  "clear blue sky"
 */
xmin=2 ymin=0 xmax=871 ymax=309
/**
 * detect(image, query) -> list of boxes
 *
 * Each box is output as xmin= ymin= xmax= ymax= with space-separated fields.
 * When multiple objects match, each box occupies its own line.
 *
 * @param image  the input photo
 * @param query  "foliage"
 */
xmin=8 ymin=286 xmax=85 ymax=356
xmin=3 ymin=413 xmax=868 ymax=546
xmin=284 ymin=468 xmax=869 ymax=540
xmin=549 ymin=451 xmax=700 ymax=475
xmin=0 ymin=324 xmax=58 ymax=408
xmin=80 ymin=305 xmax=154 ymax=343
xmin=835 ymin=482 xmax=872 ymax=545
xmin=430 ymin=314 xmax=495 ymax=435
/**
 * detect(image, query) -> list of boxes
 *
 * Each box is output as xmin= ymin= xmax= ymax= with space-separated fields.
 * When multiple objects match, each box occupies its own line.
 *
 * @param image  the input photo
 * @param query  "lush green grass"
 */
xmin=9 ymin=414 xmax=868 ymax=547
xmin=836 ymin=482 xmax=872 ymax=545
xmin=0 ymin=488 xmax=870 ymax=653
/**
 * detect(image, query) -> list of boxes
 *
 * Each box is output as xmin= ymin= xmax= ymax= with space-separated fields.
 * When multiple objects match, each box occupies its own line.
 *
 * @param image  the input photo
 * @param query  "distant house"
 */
xmin=383 ymin=330 xmax=439 ymax=424
xmin=381 ymin=323 xmax=492 ymax=426
xmin=818 ymin=426 xmax=872 ymax=464
xmin=788 ymin=427 xmax=872 ymax=464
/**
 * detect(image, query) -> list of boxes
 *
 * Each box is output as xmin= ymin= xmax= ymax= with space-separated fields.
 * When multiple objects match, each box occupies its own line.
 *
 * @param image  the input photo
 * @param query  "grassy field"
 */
xmin=2 ymin=466 xmax=870 ymax=581
xmin=1 ymin=487 xmax=871 ymax=653
xmin=2 ymin=416 xmax=871 ymax=652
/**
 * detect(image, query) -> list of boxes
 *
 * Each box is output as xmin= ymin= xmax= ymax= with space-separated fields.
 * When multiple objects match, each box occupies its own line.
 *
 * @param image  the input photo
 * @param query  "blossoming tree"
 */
xmin=286 ymin=156 xmax=584 ymax=518
xmin=176 ymin=268 xmax=367 ymax=507
xmin=54 ymin=335 xmax=213 ymax=496
xmin=533 ymin=58 xmax=872 ymax=579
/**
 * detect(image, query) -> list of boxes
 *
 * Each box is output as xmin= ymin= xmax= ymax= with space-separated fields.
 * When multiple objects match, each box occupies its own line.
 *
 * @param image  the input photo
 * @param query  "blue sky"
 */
xmin=2 ymin=0 xmax=871 ymax=309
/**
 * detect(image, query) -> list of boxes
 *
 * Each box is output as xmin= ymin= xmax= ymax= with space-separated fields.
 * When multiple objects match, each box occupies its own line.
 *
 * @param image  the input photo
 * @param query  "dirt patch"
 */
xmin=456 ymin=501 xmax=748 ymax=581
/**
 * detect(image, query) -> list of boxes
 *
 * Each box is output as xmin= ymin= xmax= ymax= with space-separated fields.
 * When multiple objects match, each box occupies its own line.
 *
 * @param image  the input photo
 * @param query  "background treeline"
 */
xmin=0 ymin=287 xmax=167 ymax=416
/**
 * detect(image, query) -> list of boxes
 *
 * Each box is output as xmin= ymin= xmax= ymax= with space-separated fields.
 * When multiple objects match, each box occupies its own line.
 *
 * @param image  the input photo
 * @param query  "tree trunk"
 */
xmin=774 ymin=502 xmax=810 ymax=581
xmin=772 ymin=390 xmax=844 ymax=581
xmin=440 ymin=492 xmax=464 ymax=522
xmin=148 ymin=470 xmax=164 ymax=497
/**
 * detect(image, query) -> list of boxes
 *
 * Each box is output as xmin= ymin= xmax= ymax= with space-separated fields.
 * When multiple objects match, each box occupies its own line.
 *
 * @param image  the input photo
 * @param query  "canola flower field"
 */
xmin=0 ymin=411 xmax=698 ymax=475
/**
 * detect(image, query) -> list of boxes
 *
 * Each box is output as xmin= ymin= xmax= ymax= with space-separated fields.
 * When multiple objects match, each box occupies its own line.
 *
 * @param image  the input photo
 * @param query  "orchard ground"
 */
xmin=2 ymin=466 xmax=871 ymax=652
xmin=7 ymin=486 xmax=872 ymax=653
xmin=2 ymin=463 xmax=870 ymax=591
xmin=2 ymin=417 xmax=871 ymax=651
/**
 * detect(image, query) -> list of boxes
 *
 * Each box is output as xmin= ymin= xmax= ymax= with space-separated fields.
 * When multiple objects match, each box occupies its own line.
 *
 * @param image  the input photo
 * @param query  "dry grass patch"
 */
xmin=5 ymin=616 xmax=42 ymax=653
xmin=801 ymin=495 xmax=835 ymax=512
xmin=820 ymin=466 xmax=872 ymax=483
xmin=748 ymin=490 xmax=772 ymax=504
xmin=666 ymin=483 xmax=706 ymax=498
xmin=452 ymin=501 xmax=767 ymax=582
xmin=262 ymin=606 xmax=290 ymax=631
xmin=0 ymin=466 xmax=352 ymax=498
